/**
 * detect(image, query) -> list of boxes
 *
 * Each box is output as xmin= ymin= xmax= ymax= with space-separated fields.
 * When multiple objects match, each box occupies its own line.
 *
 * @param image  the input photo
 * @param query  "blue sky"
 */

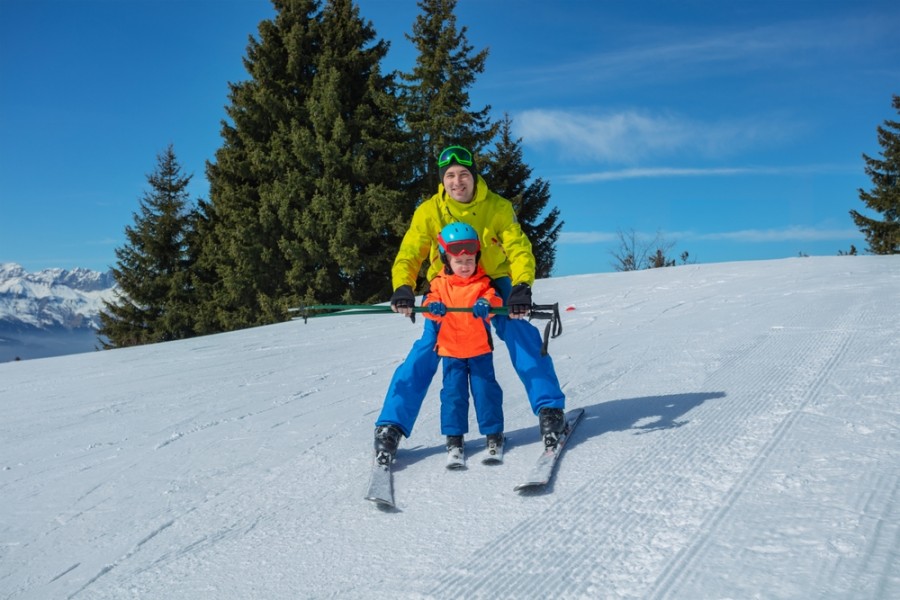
xmin=1 ymin=0 xmax=898 ymax=277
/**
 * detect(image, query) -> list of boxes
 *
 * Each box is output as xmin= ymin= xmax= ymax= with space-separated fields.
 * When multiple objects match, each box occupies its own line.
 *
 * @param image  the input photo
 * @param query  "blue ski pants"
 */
xmin=376 ymin=276 xmax=565 ymax=437
xmin=440 ymin=353 xmax=504 ymax=437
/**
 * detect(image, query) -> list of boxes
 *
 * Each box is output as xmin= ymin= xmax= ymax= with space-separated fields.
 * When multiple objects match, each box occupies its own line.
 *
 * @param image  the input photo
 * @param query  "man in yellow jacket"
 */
xmin=373 ymin=145 xmax=567 ymax=466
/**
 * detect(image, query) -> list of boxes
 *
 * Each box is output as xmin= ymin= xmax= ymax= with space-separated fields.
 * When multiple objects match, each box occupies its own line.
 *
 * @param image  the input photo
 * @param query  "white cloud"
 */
xmin=559 ymin=231 xmax=619 ymax=245
xmin=560 ymin=226 xmax=862 ymax=246
xmin=516 ymin=109 xmax=690 ymax=163
xmin=694 ymin=226 xmax=863 ymax=243
xmin=515 ymin=109 xmax=795 ymax=164
xmin=511 ymin=14 xmax=892 ymax=89
xmin=507 ymin=16 xmax=897 ymax=166
xmin=559 ymin=164 xmax=855 ymax=184
xmin=562 ymin=167 xmax=758 ymax=184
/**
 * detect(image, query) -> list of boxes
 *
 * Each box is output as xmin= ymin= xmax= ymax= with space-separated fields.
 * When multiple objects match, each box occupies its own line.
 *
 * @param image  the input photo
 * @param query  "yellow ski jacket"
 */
xmin=391 ymin=176 xmax=535 ymax=291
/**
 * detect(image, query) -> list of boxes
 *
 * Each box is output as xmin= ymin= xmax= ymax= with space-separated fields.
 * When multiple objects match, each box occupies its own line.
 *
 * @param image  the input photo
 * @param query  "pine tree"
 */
xmin=201 ymin=0 xmax=411 ymax=330
xmin=184 ymin=198 xmax=219 ymax=335
xmin=99 ymin=145 xmax=197 ymax=347
xmin=850 ymin=94 xmax=900 ymax=255
xmin=200 ymin=0 xmax=321 ymax=330
xmin=288 ymin=0 xmax=412 ymax=304
xmin=483 ymin=114 xmax=563 ymax=279
xmin=400 ymin=0 xmax=496 ymax=199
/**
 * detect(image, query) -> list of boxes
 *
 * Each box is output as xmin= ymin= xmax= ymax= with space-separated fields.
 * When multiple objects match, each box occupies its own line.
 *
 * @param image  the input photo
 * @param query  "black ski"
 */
xmin=514 ymin=408 xmax=584 ymax=492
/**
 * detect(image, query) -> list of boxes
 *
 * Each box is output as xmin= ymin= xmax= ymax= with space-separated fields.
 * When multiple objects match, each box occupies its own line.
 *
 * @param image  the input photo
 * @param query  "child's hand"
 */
xmin=472 ymin=298 xmax=491 ymax=320
xmin=428 ymin=301 xmax=447 ymax=317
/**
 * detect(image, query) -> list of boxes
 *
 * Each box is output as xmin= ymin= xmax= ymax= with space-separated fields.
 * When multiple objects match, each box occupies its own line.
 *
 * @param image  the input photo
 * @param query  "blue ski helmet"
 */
xmin=437 ymin=222 xmax=481 ymax=274
xmin=438 ymin=222 xmax=480 ymax=257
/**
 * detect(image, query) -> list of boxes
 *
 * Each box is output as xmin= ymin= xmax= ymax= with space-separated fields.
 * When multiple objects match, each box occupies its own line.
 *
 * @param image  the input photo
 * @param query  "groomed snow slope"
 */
xmin=1 ymin=256 xmax=898 ymax=599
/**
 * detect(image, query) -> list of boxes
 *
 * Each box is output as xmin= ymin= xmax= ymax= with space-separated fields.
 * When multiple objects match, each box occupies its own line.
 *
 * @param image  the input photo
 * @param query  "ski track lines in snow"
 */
xmin=0 ymin=314 xmax=427 ymax=599
xmin=651 ymin=291 xmax=900 ymax=599
xmin=3 ymin=333 xmax=330 ymax=598
xmin=424 ymin=265 xmax=900 ymax=599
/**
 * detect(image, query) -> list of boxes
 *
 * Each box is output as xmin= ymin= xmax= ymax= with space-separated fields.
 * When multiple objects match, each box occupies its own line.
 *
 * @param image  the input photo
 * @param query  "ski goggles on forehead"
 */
xmin=437 ymin=146 xmax=474 ymax=168
xmin=438 ymin=236 xmax=480 ymax=257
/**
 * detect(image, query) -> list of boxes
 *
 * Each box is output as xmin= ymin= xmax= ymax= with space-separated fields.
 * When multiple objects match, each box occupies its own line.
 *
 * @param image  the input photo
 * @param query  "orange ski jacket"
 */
xmin=422 ymin=266 xmax=503 ymax=359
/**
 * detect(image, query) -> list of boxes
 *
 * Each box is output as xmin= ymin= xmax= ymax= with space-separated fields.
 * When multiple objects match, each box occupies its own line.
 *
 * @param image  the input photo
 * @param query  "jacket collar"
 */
xmin=443 ymin=264 xmax=489 ymax=285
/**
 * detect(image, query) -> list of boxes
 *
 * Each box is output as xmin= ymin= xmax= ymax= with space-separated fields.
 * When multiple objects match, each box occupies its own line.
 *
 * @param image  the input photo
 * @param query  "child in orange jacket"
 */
xmin=423 ymin=222 xmax=505 ymax=466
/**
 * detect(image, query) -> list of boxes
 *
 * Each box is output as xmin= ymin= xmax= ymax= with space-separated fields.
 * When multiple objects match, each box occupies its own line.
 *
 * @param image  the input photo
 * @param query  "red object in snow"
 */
xmin=565 ymin=305 xmax=576 ymax=311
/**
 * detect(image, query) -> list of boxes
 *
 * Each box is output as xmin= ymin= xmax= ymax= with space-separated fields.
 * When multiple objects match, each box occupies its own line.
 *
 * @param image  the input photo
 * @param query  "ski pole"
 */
xmin=290 ymin=303 xmax=510 ymax=323
xmin=292 ymin=302 xmax=563 ymax=355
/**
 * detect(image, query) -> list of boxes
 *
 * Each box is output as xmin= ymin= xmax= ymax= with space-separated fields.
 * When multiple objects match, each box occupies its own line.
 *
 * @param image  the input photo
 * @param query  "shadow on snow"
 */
xmin=396 ymin=391 xmax=727 ymax=469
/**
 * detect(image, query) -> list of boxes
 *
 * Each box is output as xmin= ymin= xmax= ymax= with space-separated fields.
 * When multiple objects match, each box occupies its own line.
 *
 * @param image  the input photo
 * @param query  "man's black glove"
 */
xmin=390 ymin=284 xmax=416 ymax=322
xmin=507 ymin=283 xmax=532 ymax=316
xmin=390 ymin=285 xmax=415 ymax=310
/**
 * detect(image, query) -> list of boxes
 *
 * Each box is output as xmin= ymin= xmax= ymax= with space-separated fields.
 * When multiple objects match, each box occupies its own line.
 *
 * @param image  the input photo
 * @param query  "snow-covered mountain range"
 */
xmin=0 ymin=262 xmax=117 ymax=362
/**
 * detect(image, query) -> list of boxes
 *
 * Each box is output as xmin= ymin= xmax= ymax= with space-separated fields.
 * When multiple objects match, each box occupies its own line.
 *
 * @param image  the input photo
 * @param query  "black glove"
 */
xmin=390 ymin=285 xmax=415 ymax=310
xmin=507 ymin=283 xmax=532 ymax=316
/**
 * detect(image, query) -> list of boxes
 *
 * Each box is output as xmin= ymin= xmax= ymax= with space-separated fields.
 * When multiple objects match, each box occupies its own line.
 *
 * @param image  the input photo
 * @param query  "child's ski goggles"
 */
xmin=437 ymin=145 xmax=474 ymax=168
xmin=437 ymin=236 xmax=480 ymax=257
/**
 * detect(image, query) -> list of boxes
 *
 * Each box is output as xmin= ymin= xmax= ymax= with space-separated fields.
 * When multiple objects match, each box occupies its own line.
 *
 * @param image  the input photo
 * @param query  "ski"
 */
xmin=364 ymin=459 xmax=395 ymax=508
xmin=481 ymin=435 xmax=505 ymax=465
xmin=514 ymin=408 xmax=585 ymax=492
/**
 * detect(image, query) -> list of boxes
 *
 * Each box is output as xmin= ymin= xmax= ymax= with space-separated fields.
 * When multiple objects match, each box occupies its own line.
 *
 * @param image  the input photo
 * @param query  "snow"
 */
xmin=2 ymin=256 xmax=898 ymax=599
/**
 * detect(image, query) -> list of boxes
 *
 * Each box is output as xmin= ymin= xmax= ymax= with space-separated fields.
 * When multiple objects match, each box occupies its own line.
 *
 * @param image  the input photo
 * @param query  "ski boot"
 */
xmin=539 ymin=407 xmax=566 ymax=449
xmin=446 ymin=435 xmax=466 ymax=469
xmin=483 ymin=432 xmax=505 ymax=464
xmin=374 ymin=424 xmax=403 ymax=466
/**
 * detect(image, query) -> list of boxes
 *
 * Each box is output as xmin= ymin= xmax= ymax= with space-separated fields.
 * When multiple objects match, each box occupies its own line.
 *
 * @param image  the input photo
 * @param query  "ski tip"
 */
xmin=513 ymin=481 xmax=547 ymax=493
xmin=567 ymin=407 xmax=586 ymax=421
xmin=365 ymin=495 xmax=397 ymax=509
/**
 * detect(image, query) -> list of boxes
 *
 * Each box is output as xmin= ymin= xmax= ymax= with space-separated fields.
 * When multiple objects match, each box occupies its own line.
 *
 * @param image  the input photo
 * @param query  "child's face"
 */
xmin=448 ymin=254 xmax=477 ymax=278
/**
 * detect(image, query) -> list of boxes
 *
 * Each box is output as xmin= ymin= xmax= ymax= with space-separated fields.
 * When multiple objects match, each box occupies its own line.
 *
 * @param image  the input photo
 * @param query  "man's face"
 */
xmin=442 ymin=165 xmax=475 ymax=203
